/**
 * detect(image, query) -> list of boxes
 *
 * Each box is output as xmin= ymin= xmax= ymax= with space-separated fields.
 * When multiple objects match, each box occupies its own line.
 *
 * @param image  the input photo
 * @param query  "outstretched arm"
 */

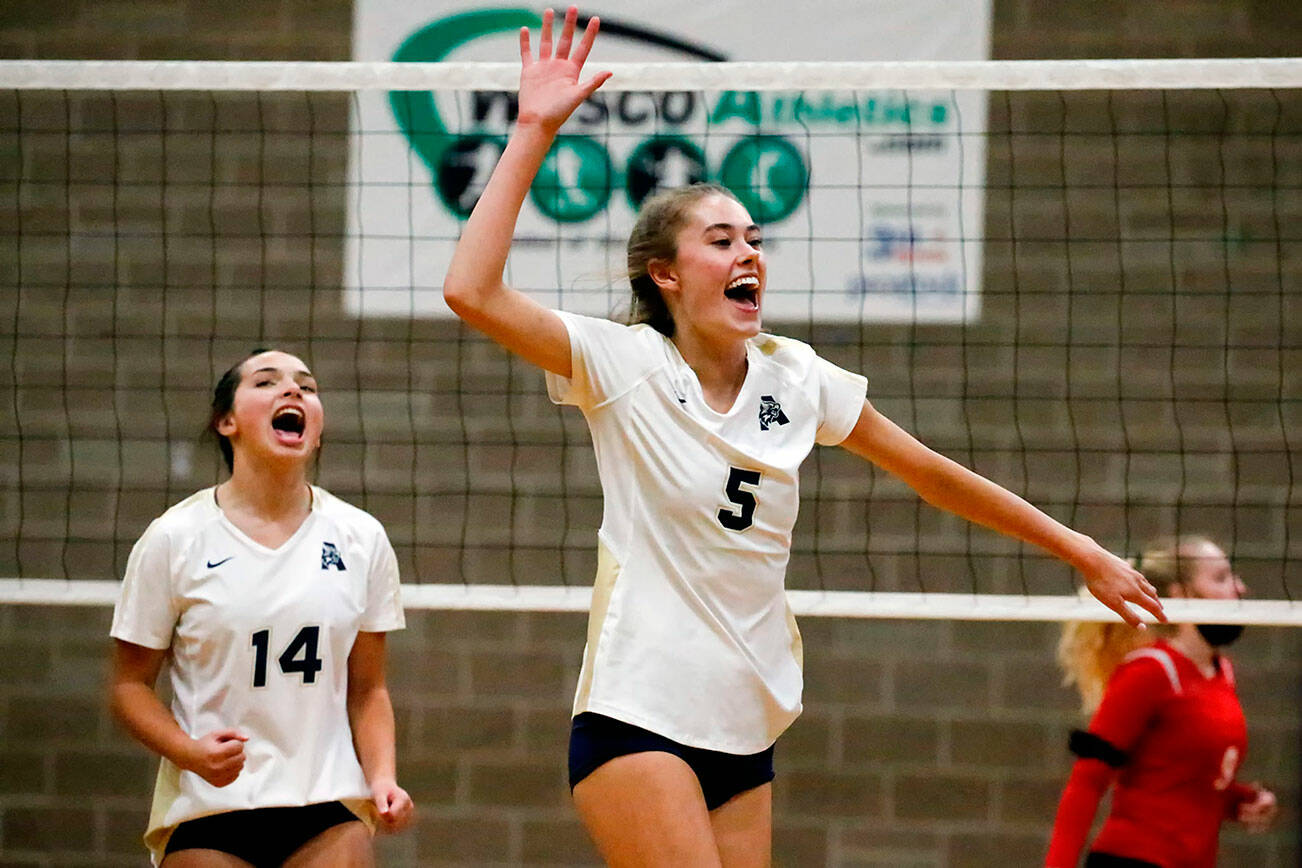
xmin=839 ymin=400 xmax=1165 ymax=626
xmin=442 ymin=6 xmax=611 ymax=376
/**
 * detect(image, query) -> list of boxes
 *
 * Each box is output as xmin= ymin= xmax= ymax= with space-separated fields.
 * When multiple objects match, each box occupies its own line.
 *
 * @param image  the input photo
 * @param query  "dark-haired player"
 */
xmin=110 ymin=349 xmax=412 ymax=865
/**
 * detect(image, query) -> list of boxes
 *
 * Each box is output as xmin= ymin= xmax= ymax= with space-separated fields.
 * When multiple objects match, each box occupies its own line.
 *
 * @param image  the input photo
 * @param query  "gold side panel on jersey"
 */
xmin=574 ymin=538 xmax=621 ymax=710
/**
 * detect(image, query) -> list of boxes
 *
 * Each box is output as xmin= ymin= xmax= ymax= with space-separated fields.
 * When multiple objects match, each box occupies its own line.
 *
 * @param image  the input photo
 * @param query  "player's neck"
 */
xmin=672 ymin=328 xmax=748 ymax=413
xmin=219 ymin=462 xmax=312 ymax=524
xmin=1168 ymin=627 xmax=1217 ymax=677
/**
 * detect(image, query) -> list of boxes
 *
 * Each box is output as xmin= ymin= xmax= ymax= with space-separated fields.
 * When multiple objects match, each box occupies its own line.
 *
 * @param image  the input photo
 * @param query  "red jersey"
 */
xmin=1045 ymin=640 xmax=1256 ymax=868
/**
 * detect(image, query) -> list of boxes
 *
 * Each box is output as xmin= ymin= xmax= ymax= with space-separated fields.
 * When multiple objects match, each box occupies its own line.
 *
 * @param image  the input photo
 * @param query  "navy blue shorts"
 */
xmin=568 ymin=712 xmax=775 ymax=811
xmin=164 ymin=801 xmax=361 ymax=866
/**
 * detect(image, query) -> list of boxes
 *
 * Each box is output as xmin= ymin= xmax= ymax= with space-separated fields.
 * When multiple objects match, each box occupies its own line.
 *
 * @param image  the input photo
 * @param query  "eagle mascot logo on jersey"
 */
xmin=758 ymin=395 xmax=790 ymax=431
xmin=321 ymin=541 xmax=347 ymax=571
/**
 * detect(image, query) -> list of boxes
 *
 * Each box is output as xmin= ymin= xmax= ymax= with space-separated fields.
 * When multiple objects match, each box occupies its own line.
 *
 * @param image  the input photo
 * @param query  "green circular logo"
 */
xmin=530 ymin=136 xmax=614 ymax=223
xmin=434 ymin=135 xmax=507 ymax=219
xmin=624 ymin=136 xmax=707 ymax=208
xmin=719 ymin=136 xmax=807 ymax=223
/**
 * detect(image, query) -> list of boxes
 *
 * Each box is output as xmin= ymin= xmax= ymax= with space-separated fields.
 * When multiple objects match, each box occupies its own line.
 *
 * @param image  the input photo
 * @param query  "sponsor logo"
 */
xmin=388 ymin=8 xmax=836 ymax=224
xmin=866 ymin=222 xmax=950 ymax=265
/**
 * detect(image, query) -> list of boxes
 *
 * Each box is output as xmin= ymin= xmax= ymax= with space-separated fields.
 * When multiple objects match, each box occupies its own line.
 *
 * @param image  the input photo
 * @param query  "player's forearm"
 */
xmin=1045 ymin=760 xmax=1111 ymax=867
xmin=904 ymin=448 xmax=1095 ymax=567
xmin=443 ymin=122 xmax=555 ymax=317
xmin=844 ymin=403 xmax=1161 ymax=624
xmin=348 ymin=683 xmax=399 ymax=785
xmin=843 ymin=405 xmax=1096 ymax=567
xmin=110 ymin=680 xmax=199 ymax=770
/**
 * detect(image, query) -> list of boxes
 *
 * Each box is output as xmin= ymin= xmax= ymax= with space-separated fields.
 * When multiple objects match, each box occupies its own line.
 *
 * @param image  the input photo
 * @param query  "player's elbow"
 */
xmin=346 ymin=680 xmax=387 ymax=725
xmin=445 ymin=280 xmax=508 ymax=336
xmin=900 ymin=456 xmax=959 ymax=508
xmin=443 ymin=276 xmax=499 ymax=325
xmin=106 ymin=679 xmax=153 ymax=745
xmin=442 ymin=277 xmax=477 ymax=318
xmin=106 ymin=682 xmax=129 ymax=727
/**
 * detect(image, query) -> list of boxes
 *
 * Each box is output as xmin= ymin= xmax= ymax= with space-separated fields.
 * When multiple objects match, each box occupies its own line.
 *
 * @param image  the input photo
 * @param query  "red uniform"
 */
xmin=1045 ymin=640 xmax=1257 ymax=868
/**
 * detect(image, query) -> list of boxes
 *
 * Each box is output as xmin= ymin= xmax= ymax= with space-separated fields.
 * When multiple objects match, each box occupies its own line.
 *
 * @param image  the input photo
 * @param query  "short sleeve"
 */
xmin=360 ymin=529 xmax=404 ymax=633
xmin=110 ymin=520 xmax=178 ymax=650
xmin=545 ymin=311 xmax=657 ymax=411
xmin=813 ymin=355 xmax=868 ymax=446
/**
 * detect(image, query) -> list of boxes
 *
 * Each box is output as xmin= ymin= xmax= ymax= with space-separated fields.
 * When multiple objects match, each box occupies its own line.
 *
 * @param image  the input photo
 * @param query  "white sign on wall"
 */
xmin=348 ymin=1 xmax=991 ymax=322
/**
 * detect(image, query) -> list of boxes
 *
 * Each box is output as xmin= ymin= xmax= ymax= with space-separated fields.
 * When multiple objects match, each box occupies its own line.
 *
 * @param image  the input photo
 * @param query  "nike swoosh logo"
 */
xmin=206 ymin=557 xmax=234 ymax=569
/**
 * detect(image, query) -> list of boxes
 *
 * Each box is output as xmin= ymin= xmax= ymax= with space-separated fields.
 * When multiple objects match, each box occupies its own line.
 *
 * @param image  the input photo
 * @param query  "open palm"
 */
xmin=517 ymin=6 xmax=611 ymax=134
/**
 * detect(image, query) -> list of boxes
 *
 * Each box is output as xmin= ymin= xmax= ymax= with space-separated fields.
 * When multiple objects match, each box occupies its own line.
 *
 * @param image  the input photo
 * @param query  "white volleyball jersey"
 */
xmin=110 ymin=485 xmax=404 ymax=863
xmin=547 ymin=312 xmax=867 ymax=753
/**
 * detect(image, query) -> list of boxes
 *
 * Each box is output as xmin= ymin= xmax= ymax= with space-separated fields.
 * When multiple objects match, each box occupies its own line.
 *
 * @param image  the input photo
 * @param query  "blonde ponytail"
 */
xmin=1057 ymin=614 xmax=1148 ymax=714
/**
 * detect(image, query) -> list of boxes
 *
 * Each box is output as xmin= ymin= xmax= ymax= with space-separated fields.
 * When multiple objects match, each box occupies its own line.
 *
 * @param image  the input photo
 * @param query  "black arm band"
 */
xmin=1068 ymin=729 xmax=1128 ymax=768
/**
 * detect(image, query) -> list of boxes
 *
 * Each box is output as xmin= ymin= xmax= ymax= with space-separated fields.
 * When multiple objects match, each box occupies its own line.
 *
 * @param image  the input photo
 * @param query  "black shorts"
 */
xmin=164 ymin=801 xmax=361 ymax=867
xmin=1085 ymin=853 xmax=1161 ymax=868
xmin=568 ymin=712 xmax=775 ymax=811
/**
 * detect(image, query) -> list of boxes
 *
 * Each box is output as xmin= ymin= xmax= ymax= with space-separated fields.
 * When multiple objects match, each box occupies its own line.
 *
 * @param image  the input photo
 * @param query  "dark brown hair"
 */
xmin=626 ymin=183 xmax=741 ymax=337
xmin=208 ymin=347 xmax=273 ymax=473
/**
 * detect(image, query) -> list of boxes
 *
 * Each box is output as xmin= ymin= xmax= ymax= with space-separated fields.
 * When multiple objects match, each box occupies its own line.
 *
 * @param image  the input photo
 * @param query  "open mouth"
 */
xmin=271 ymin=407 xmax=306 ymax=443
xmin=724 ymin=276 xmax=760 ymax=310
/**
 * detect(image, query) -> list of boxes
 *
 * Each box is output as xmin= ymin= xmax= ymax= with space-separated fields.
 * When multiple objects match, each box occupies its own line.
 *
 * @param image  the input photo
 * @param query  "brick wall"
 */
xmin=2 ymin=1 xmax=1300 ymax=866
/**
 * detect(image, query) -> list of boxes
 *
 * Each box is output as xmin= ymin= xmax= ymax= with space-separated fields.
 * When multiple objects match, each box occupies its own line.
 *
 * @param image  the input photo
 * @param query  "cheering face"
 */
xmin=655 ymin=193 xmax=766 ymax=341
xmin=217 ymin=351 xmax=324 ymax=467
xmin=1180 ymin=540 xmax=1246 ymax=601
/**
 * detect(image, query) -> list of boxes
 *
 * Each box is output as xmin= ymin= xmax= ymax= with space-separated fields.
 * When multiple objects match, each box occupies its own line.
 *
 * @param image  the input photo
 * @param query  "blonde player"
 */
xmin=109 ymin=349 xmax=412 ymax=866
xmin=1048 ymin=536 xmax=1276 ymax=867
xmin=442 ymin=8 xmax=1166 ymax=865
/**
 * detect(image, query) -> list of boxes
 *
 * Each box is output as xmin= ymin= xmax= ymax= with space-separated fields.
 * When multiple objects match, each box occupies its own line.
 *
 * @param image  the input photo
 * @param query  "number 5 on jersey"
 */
xmin=251 ymin=625 xmax=324 ymax=687
xmin=718 ymin=467 xmax=762 ymax=531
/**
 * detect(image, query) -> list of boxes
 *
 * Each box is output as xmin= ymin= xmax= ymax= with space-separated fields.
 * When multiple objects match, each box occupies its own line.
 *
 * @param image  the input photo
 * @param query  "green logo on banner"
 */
xmin=389 ymin=8 xmax=540 ymax=216
xmin=531 ymin=136 xmax=614 ymax=223
xmin=719 ymin=136 xmax=807 ymax=223
xmin=625 ymin=136 xmax=708 ymax=209
xmin=384 ymin=8 xmax=889 ymax=226
xmin=434 ymin=135 xmax=506 ymax=218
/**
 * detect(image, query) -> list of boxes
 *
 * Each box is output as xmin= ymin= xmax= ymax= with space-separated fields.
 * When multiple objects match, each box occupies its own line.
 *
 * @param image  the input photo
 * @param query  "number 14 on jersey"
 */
xmin=251 ymin=625 xmax=324 ymax=688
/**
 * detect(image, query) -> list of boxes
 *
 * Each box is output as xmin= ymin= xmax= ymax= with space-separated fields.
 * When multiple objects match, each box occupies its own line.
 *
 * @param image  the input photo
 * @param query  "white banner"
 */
xmin=348 ymin=1 xmax=991 ymax=322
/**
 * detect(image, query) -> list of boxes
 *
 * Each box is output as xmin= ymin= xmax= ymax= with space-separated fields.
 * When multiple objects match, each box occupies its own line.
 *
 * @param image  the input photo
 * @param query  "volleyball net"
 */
xmin=1 ymin=59 xmax=1299 ymax=622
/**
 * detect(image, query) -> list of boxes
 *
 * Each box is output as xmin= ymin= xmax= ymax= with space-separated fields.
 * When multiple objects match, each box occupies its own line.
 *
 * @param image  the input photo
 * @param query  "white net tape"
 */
xmin=2 ymin=579 xmax=1298 ymax=624
xmin=3 ymin=58 xmax=1302 ymax=92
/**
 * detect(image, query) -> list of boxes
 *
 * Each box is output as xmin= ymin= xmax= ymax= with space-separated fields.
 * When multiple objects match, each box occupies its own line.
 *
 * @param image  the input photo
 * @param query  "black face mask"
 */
xmin=1197 ymin=623 xmax=1245 ymax=647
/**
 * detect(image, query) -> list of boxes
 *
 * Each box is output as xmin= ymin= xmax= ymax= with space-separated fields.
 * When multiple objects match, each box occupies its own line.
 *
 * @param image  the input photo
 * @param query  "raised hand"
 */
xmin=517 ymin=6 xmax=612 ymax=134
xmin=1080 ymin=546 xmax=1166 ymax=628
